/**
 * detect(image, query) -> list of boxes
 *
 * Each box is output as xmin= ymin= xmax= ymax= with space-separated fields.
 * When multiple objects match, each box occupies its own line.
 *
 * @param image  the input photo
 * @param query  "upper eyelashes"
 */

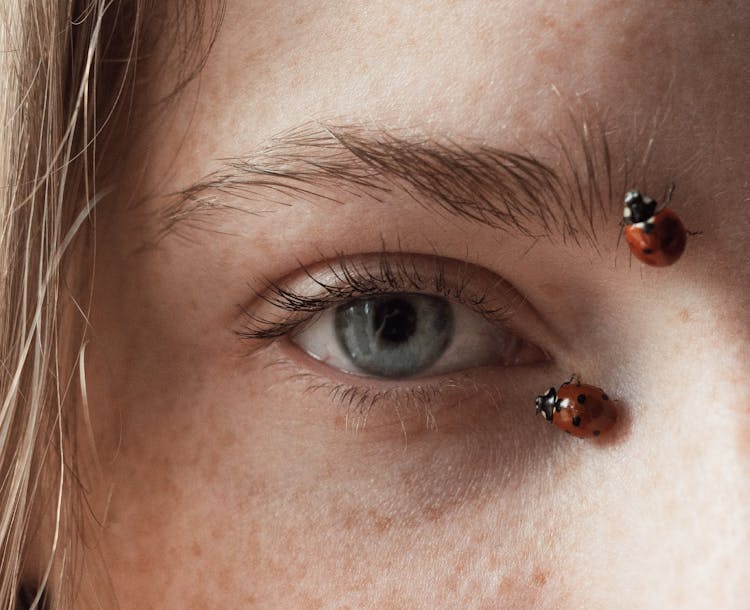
xmin=238 ymin=251 xmax=520 ymax=341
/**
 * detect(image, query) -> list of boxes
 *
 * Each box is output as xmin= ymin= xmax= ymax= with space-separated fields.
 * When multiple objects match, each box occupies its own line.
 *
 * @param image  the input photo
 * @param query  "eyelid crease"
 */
xmin=237 ymin=251 xmax=525 ymax=341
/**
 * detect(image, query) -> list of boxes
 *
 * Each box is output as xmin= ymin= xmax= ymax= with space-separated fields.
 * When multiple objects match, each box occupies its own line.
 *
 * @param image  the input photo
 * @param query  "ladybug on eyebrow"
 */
xmin=535 ymin=377 xmax=617 ymax=439
xmin=622 ymin=189 xmax=688 ymax=267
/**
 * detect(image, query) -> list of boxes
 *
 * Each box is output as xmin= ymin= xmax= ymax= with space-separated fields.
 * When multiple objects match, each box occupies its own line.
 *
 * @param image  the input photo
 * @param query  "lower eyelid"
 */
xmin=264 ymin=340 xmax=557 ymax=437
xmin=266 ymin=341 xmax=485 ymax=431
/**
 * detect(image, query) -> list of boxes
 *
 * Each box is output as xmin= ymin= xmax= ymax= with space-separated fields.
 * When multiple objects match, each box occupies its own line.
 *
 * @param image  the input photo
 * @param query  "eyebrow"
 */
xmin=161 ymin=120 xmax=631 ymax=248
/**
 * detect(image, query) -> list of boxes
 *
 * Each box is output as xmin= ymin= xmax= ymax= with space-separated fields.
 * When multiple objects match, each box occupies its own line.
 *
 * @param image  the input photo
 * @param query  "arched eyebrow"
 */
xmin=162 ymin=120 xmax=625 ymax=247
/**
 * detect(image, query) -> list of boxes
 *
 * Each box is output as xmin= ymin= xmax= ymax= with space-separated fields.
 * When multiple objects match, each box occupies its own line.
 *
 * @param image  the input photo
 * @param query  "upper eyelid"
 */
xmin=237 ymin=252 xmax=523 ymax=341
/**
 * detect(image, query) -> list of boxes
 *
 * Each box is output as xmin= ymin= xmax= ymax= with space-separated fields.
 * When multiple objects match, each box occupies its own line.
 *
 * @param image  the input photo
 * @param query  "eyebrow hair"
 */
xmin=161 ymin=119 xmax=641 ymax=248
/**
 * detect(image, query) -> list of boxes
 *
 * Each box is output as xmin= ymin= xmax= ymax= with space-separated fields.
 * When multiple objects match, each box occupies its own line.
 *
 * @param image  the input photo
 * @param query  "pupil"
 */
xmin=373 ymin=298 xmax=417 ymax=343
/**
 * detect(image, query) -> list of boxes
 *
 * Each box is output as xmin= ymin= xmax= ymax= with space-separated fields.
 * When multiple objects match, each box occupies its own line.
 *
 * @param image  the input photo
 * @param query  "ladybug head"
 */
xmin=535 ymin=387 xmax=557 ymax=422
xmin=623 ymin=191 xmax=657 ymax=224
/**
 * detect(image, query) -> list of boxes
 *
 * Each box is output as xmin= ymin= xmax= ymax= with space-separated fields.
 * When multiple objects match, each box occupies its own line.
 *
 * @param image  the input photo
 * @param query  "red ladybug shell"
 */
xmin=554 ymin=382 xmax=616 ymax=439
xmin=624 ymin=208 xmax=687 ymax=267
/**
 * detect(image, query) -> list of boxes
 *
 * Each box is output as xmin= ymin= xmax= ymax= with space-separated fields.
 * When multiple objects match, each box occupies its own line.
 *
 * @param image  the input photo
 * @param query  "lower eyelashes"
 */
xmin=260 ymin=352 xmax=501 ymax=435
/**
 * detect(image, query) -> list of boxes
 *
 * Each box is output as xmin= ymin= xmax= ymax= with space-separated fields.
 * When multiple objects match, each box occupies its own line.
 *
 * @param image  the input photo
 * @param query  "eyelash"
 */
xmin=237 ymin=251 xmax=519 ymax=341
xmin=272 ymin=369 xmax=466 ymax=432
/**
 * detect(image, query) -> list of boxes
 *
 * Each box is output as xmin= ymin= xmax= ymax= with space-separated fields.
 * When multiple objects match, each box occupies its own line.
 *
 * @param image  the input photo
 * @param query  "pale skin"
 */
xmin=70 ymin=1 xmax=749 ymax=608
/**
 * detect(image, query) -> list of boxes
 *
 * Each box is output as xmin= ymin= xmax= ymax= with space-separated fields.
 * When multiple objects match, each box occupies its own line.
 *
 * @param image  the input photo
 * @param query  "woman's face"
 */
xmin=84 ymin=2 xmax=749 ymax=607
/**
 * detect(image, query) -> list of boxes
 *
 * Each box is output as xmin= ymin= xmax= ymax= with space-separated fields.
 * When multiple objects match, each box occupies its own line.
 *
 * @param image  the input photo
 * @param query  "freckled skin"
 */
xmin=624 ymin=208 xmax=687 ymax=267
xmin=554 ymin=382 xmax=617 ymax=439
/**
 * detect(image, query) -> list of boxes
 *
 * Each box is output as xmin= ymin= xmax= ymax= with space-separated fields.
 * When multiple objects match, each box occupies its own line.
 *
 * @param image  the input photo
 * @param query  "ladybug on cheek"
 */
xmin=535 ymin=378 xmax=617 ymax=439
xmin=622 ymin=190 xmax=688 ymax=267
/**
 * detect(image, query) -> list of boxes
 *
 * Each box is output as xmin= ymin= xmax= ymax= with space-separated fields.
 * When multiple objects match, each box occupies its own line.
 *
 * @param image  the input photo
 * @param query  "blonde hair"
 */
xmin=0 ymin=2 xmax=222 ymax=607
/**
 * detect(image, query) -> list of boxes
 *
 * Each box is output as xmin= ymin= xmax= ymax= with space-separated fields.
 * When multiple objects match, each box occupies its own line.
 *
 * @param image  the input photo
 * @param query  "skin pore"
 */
xmin=73 ymin=1 xmax=748 ymax=607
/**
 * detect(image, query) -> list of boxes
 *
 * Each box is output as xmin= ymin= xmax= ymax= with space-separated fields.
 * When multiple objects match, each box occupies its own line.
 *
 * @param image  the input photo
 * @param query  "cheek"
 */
xmin=85 ymin=211 xmax=749 ymax=608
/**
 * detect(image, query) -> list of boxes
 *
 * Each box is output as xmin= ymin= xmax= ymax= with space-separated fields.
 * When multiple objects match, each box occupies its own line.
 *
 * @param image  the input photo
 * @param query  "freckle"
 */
xmin=220 ymin=427 xmax=239 ymax=447
xmin=424 ymin=505 xmax=445 ymax=522
xmin=538 ymin=282 xmax=561 ymax=298
xmin=342 ymin=509 xmax=359 ymax=530
xmin=465 ymin=82 xmax=487 ymax=107
xmin=191 ymin=542 xmax=203 ymax=557
xmin=539 ymin=14 xmax=557 ymax=29
xmin=334 ymin=415 xmax=346 ymax=429
xmin=445 ymin=571 xmax=459 ymax=592
xmin=217 ymin=568 xmax=233 ymax=589
xmin=368 ymin=509 xmax=393 ymax=533
xmin=374 ymin=516 xmax=392 ymax=532
xmin=678 ymin=308 xmax=691 ymax=322
xmin=499 ymin=576 xmax=514 ymax=594
xmin=298 ymin=592 xmax=324 ymax=610
xmin=533 ymin=568 xmax=548 ymax=586
xmin=188 ymin=592 xmax=210 ymax=608
xmin=736 ymin=420 xmax=750 ymax=462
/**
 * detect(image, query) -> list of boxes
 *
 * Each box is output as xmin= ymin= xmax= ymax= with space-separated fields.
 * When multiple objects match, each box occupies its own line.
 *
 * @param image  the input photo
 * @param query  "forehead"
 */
xmin=161 ymin=1 xmax=743 ymax=131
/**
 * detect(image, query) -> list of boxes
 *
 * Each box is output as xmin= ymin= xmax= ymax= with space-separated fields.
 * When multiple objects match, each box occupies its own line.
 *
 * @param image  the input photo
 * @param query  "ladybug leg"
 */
xmin=686 ymin=229 xmax=703 ymax=236
xmin=564 ymin=373 xmax=581 ymax=386
xmin=615 ymin=220 xmax=625 ymax=250
xmin=662 ymin=182 xmax=676 ymax=208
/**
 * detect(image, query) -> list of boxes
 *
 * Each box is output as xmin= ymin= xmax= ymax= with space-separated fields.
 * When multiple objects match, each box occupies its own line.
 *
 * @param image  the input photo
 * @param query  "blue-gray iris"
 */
xmin=334 ymin=293 xmax=453 ymax=377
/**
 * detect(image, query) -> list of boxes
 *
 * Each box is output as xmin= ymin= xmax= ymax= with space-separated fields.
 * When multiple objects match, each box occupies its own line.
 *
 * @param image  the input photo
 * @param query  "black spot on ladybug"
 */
xmin=642 ymin=248 xmax=653 ymax=254
xmin=602 ymin=394 xmax=609 ymax=401
xmin=572 ymin=416 xmax=581 ymax=427
xmin=576 ymin=394 xmax=586 ymax=404
xmin=593 ymin=430 xmax=601 ymax=436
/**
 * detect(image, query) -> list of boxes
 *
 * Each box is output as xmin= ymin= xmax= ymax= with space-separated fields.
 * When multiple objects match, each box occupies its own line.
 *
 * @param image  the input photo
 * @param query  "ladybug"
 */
xmin=535 ymin=378 xmax=617 ymax=439
xmin=622 ymin=190 xmax=687 ymax=266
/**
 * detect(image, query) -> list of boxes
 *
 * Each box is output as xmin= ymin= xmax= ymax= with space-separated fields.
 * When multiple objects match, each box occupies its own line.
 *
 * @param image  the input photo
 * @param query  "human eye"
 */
xmin=238 ymin=251 xmax=549 ymax=428
xmin=293 ymin=292 xmax=541 ymax=379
